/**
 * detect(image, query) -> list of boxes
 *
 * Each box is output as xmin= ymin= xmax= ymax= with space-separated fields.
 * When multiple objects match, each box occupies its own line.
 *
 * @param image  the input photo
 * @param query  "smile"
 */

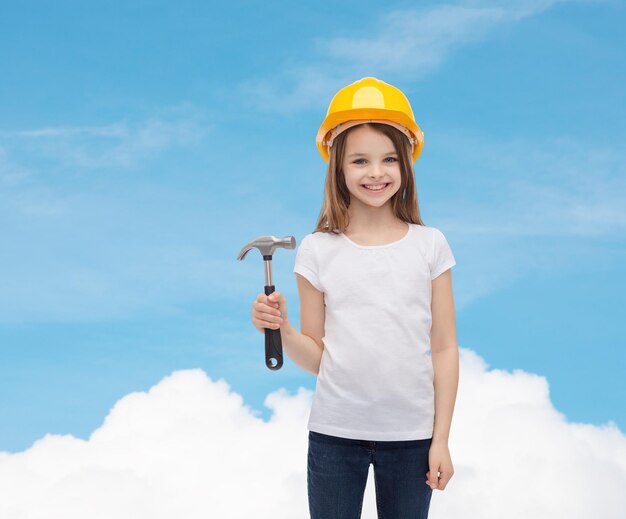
xmin=361 ymin=183 xmax=390 ymax=193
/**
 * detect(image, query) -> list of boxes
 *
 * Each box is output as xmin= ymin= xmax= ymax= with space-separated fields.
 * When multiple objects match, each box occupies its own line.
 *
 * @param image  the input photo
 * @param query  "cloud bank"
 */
xmin=0 ymin=347 xmax=623 ymax=518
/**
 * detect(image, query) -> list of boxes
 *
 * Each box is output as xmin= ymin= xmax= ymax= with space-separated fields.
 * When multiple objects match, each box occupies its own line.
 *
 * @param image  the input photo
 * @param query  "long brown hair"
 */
xmin=312 ymin=122 xmax=424 ymax=234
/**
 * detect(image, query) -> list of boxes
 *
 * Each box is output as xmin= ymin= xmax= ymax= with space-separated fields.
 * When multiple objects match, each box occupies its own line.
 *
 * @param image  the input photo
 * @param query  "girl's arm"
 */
xmin=281 ymin=273 xmax=326 ymax=376
xmin=430 ymin=269 xmax=459 ymax=444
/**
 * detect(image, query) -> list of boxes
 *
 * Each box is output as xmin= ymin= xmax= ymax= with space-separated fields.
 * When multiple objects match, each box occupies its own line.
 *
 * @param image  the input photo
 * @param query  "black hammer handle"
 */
xmin=264 ymin=285 xmax=284 ymax=370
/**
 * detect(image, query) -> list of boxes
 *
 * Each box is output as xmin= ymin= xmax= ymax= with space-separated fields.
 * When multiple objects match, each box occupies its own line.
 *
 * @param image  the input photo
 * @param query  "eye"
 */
xmin=352 ymin=157 xmax=397 ymax=165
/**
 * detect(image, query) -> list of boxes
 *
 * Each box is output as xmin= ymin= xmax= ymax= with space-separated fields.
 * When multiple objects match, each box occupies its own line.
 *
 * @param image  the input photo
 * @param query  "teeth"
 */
xmin=363 ymin=183 xmax=388 ymax=190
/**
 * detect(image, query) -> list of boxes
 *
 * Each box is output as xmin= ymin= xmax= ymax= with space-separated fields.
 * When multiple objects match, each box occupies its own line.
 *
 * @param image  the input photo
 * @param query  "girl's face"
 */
xmin=341 ymin=124 xmax=402 ymax=209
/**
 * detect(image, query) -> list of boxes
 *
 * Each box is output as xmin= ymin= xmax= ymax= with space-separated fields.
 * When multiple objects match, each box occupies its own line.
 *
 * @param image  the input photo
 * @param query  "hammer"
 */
xmin=237 ymin=235 xmax=296 ymax=370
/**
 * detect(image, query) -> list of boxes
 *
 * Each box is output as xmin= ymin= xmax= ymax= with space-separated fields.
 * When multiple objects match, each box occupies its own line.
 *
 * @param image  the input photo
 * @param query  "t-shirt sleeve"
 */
xmin=430 ymin=228 xmax=456 ymax=280
xmin=293 ymin=234 xmax=324 ymax=292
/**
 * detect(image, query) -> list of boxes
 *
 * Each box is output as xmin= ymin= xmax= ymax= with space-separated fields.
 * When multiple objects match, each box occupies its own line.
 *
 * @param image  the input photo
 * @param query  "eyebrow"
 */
xmin=347 ymin=151 xmax=397 ymax=158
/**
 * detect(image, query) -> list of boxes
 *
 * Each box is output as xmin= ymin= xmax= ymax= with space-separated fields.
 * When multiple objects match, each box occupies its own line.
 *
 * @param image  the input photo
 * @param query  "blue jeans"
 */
xmin=307 ymin=430 xmax=433 ymax=518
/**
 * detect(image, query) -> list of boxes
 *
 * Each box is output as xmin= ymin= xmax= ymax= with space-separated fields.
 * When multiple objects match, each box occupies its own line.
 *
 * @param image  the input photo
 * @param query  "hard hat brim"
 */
xmin=316 ymin=108 xmax=424 ymax=164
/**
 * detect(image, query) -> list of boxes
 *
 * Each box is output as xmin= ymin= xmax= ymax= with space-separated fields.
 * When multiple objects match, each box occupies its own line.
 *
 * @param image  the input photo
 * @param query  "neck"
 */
xmin=346 ymin=203 xmax=401 ymax=233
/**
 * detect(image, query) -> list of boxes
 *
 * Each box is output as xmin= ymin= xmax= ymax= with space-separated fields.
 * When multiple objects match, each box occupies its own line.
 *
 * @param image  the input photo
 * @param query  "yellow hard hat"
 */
xmin=316 ymin=76 xmax=424 ymax=163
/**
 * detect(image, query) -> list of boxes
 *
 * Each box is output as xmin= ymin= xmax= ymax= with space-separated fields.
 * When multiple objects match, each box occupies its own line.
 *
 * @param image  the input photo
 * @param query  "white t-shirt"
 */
xmin=293 ymin=223 xmax=456 ymax=441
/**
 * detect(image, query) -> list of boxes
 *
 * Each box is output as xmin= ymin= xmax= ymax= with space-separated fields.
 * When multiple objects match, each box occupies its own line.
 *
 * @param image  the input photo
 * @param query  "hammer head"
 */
xmin=237 ymin=235 xmax=296 ymax=260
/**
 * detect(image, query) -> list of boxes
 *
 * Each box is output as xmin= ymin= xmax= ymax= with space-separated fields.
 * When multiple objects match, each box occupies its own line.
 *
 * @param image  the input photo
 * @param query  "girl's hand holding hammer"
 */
xmin=252 ymin=291 xmax=289 ymax=334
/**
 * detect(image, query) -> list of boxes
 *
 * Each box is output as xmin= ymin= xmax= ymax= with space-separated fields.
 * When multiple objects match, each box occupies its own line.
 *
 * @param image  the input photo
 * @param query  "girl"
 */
xmin=251 ymin=76 xmax=458 ymax=518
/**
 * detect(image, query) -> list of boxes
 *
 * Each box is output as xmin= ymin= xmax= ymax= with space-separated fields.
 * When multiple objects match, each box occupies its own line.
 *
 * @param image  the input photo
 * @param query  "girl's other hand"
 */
xmin=425 ymin=439 xmax=454 ymax=491
xmin=251 ymin=291 xmax=289 ymax=334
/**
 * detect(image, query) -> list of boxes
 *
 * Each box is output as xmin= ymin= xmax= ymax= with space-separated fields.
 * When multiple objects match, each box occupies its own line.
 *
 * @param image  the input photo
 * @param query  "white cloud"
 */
xmin=0 ymin=111 xmax=222 ymax=324
xmin=0 ymin=147 xmax=30 ymax=187
xmin=8 ymin=124 xmax=129 ymax=139
xmin=433 ymin=133 xmax=626 ymax=237
xmin=314 ymin=5 xmax=509 ymax=74
xmin=0 ymin=180 xmax=304 ymax=324
xmin=417 ymin=132 xmax=626 ymax=309
xmin=0 ymin=115 xmax=211 ymax=171
xmin=238 ymin=0 xmax=585 ymax=113
xmin=0 ymin=348 xmax=623 ymax=518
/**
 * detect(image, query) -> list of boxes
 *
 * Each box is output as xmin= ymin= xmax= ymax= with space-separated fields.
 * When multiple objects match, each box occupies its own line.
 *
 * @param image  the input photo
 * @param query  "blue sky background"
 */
xmin=0 ymin=0 xmax=624 ymax=453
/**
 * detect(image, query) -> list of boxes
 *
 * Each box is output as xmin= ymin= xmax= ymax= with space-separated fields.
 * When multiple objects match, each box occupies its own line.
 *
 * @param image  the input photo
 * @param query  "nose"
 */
xmin=368 ymin=163 xmax=385 ymax=180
